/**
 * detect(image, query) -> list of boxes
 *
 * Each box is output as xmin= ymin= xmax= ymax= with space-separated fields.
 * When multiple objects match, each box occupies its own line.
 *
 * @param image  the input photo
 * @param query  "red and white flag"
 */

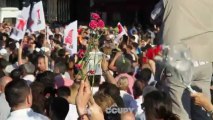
xmin=115 ymin=22 xmax=128 ymax=44
xmin=64 ymin=21 xmax=78 ymax=54
xmin=10 ymin=0 xmax=31 ymax=41
xmin=30 ymin=1 xmax=46 ymax=32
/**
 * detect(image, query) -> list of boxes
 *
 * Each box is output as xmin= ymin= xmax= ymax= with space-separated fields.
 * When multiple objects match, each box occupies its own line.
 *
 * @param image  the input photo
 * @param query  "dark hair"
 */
xmin=8 ymin=41 xmax=16 ymax=51
xmin=36 ymin=71 xmax=55 ymax=88
xmin=57 ymin=86 xmax=71 ymax=98
xmin=30 ymin=82 xmax=45 ymax=114
xmin=49 ymin=97 xmax=69 ymax=120
xmin=54 ymin=62 xmax=67 ymax=75
xmin=132 ymin=42 xmax=139 ymax=49
xmin=99 ymin=82 xmax=125 ymax=108
xmin=5 ymin=79 xmax=30 ymax=107
xmin=21 ymin=50 xmax=30 ymax=60
xmin=0 ymin=58 xmax=9 ymax=69
xmin=19 ymin=62 xmax=35 ymax=76
xmin=58 ymin=49 xmax=66 ymax=58
xmin=36 ymin=71 xmax=56 ymax=100
xmin=49 ymin=35 xmax=54 ymax=40
xmin=28 ymin=51 xmax=39 ymax=65
xmin=9 ymin=52 xmax=18 ymax=64
xmin=37 ymin=54 xmax=45 ymax=61
xmin=10 ymin=69 xmax=21 ymax=80
xmin=133 ymin=80 xmax=144 ymax=99
xmin=143 ymin=91 xmax=179 ymax=120
xmin=88 ymin=75 xmax=101 ymax=87
xmin=142 ymin=32 xmax=151 ymax=41
xmin=135 ymin=68 xmax=152 ymax=84
xmin=36 ymin=34 xmax=45 ymax=48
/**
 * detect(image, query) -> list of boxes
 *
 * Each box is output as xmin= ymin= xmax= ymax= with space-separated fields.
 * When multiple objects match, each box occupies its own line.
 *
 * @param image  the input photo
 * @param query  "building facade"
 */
xmin=0 ymin=0 xmax=6 ymax=7
xmin=1 ymin=0 xmax=159 ymax=25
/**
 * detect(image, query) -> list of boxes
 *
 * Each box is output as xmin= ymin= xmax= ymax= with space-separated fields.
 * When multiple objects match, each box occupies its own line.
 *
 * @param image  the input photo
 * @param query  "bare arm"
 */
xmin=191 ymin=92 xmax=213 ymax=119
xmin=109 ymin=52 xmax=122 ymax=71
xmin=102 ymin=56 xmax=117 ymax=85
xmin=18 ymin=42 xmax=23 ymax=66
xmin=76 ymin=79 xmax=104 ymax=120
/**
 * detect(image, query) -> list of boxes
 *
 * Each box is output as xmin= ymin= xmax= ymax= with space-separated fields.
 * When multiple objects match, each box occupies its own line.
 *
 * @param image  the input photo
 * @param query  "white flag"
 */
xmin=30 ymin=1 xmax=46 ymax=32
xmin=64 ymin=21 xmax=78 ymax=54
xmin=47 ymin=26 xmax=53 ymax=36
xmin=115 ymin=22 xmax=128 ymax=44
xmin=10 ymin=4 xmax=31 ymax=41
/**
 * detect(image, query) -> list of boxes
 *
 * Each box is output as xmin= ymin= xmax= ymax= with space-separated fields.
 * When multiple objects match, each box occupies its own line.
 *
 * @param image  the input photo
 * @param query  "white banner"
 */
xmin=10 ymin=5 xmax=31 ymax=41
xmin=115 ymin=22 xmax=128 ymax=44
xmin=30 ymin=1 xmax=46 ymax=32
xmin=64 ymin=21 xmax=78 ymax=54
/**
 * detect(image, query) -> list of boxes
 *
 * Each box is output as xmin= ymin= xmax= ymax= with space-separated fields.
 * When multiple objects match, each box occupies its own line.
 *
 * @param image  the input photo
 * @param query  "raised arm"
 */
xmin=102 ymin=56 xmax=117 ymax=85
xmin=109 ymin=52 xmax=122 ymax=71
xmin=18 ymin=41 xmax=23 ymax=66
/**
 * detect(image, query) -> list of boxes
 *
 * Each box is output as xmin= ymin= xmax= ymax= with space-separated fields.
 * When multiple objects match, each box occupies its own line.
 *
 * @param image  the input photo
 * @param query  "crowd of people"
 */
xmin=0 ymin=17 xmax=212 ymax=120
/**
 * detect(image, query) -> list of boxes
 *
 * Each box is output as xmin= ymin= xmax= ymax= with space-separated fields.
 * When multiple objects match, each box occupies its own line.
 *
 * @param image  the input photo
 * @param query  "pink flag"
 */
xmin=64 ymin=21 xmax=78 ymax=54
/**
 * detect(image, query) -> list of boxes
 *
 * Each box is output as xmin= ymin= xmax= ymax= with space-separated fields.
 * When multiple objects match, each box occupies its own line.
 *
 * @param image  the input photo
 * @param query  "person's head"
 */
xmin=0 ymin=58 xmax=9 ymax=70
xmin=99 ymin=82 xmax=125 ymax=108
xmin=49 ymin=97 xmax=69 ymax=120
xmin=57 ymin=86 xmax=71 ymax=103
xmin=58 ymin=49 xmax=66 ymax=58
xmin=5 ymin=79 xmax=32 ymax=110
xmin=133 ymin=80 xmax=144 ymax=99
xmin=54 ymin=62 xmax=67 ymax=75
xmin=10 ymin=68 xmax=21 ymax=80
xmin=0 ymin=76 xmax=12 ymax=93
xmin=28 ymin=51 xmax=39 ymax=65
xmin=36 ymin=71 xmax=55 ymax=88
xmin=140 ymin=33 xmax=150 ymax=47
xmin=19 ymin=62 xmax=35 ymax=76
xmin=21 ymin=51 xmax=29 ymax=64
xmin=143 ymin=91 xmax=179 ymax=120
xmin=117 ymin=76 xmax=129 ymax=91
xmin=30 ymin=82 xmax=45 ymax=114
xmin=131 ymin=42 xmax=139 ymax=50
xmin=55 ymin=34 xmax=62 ymax=42
xmin=94 ymin=92 xmax=115 ymax=112
xmin=55 ymin=28 xmax=60 ymax=34
xmin=37 ymin=55 xmax=46 ymax=72
xmin=135 ymin=68 xmax=152 ymax=85
xmin=37 ymin=34 xmax=45 ymax=47
xmin=115 ymin=56 xmax=134 ymax=74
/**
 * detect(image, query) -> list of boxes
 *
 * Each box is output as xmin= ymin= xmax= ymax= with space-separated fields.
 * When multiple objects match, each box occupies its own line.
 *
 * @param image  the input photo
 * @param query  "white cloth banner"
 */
xmin=10 ymin=5 xmax=31 ymax=41
xmin=30 ymin=1 xmax=46 ymax=32
xmin=64 ymin=21 xmax=78 ymax=54
xmin=47 ymin=26 xmax=53 ymax=36
xmin=115 ymin=22 xmax=128 ymax=44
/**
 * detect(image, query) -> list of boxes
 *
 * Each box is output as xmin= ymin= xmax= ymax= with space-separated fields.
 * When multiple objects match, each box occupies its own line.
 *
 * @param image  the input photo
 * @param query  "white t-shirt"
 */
xmin=135 ymin=96 xmax=144 ymax=120
xmin=7 ymin=108 xmax=49 ymax=120
xmin=23 ymin=74 xmax=35 ymax=85
xmin=65 ymin=104 xmax=79 ymax=120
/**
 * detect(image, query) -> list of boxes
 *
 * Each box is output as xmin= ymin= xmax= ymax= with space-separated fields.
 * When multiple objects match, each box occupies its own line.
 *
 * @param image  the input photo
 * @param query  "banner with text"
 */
xmin=10 ymin=0 xmax=31 ymax=41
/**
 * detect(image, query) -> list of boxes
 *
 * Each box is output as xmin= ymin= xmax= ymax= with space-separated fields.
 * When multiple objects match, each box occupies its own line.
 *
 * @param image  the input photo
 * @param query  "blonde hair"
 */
xmin=117 ymin=76 xmax=129 ymax=90
xmin=94 ymin=92 xmax=115 ymax=112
